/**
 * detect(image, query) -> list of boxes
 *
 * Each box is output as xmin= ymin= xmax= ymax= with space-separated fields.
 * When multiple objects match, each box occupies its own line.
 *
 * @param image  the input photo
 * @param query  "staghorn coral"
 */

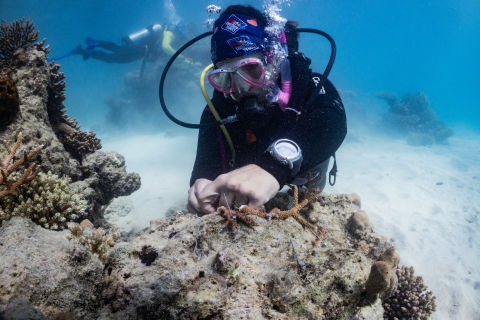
xmin=0 ymin=72 xmax=20 ymax=126
xmin=67 ymin=219 xmax=120 ymax=263
xmin=218 ymin=185 xmax=326 ymax=239
xmin=364 ymin=246 xmax=400 ymax=303
xmin=383 ymin=265 xmax=437 ymax=320
xmin=0 ymin=171 xmax=87 ymax=229
xmin=0 ymin=132 xmax=42 ymax=198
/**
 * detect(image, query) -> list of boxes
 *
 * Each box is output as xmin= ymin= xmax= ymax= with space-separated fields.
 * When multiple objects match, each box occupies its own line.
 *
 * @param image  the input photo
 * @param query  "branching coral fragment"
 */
xmin=218 ymin=185 xmax=326 ymax=239
xmin=0 ymin=132 xmax=42 ymax=198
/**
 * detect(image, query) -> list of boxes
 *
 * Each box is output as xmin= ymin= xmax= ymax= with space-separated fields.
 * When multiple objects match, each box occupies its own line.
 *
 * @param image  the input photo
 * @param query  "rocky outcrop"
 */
xmin=0 ymin=20 xmax=140 ymax=219
xmin=0 ymin=190 xmax=438 ymax=319
xmin=0 ymin=217 xmax=104 ymax=319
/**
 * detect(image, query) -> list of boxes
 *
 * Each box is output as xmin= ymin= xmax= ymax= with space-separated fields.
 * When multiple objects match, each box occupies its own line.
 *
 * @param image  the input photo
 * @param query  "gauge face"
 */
xmin=275 ymin=140 xmax=299 ymax=159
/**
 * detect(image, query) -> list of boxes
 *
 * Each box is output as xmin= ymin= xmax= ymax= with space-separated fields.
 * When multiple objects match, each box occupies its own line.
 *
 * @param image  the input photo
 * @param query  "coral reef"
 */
xmin=0 ymin=72 xmax=20 ymax=126
xmin=0 ymin=193 xmax=437 ymax=319
xmin=0 ymin=19 xmax=140 ymax=219
xmin=0 ymin=132 xmax=42 ymax=198
xmin=377 ymin=92 xmax=453 ymax=145
xmin=0 ymin=171 xmax=87 ymax=229
xmin=364 ymin=246 xmax=400 ymax=303
xmin=67 ymin=219 xmax=120 ymax=263
xmin=383 ymin=265 xmax=437 ymax=319
xmin=0 ymin=19 xmax=40 ymax=69
xmin=71 ymin=151 xmax=141 ymax=215
xmin=47 ymin=62 xmax=101 ymax=160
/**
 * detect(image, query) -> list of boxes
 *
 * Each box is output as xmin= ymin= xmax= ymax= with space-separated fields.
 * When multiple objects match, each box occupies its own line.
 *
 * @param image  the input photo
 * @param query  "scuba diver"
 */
xmin=71 ymin=24 xmax=191 ymax=64
xmin=184 ymin=5 xmax=347 ymax=214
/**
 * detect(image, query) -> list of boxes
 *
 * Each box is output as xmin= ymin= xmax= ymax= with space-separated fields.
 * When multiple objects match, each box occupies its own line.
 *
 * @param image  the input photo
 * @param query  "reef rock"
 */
xmin=100 ymin=193 xmax=387 ymax=319
xmin=0 ymin=216 xmax=104 ymax=319
xmin=0 ymin=191 xmax=435 ymax=319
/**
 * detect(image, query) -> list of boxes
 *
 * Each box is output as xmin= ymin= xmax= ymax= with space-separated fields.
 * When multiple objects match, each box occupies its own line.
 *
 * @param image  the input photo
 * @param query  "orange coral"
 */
xmin=0 ymin=132 xmax=42 ymax=198
xmin=218 ymin=185 xmax=326 ymax=239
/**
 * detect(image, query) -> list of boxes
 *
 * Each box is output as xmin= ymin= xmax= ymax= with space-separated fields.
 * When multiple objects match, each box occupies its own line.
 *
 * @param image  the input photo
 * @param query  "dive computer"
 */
xmin=266 ymin=139 xmax=303 ymax=176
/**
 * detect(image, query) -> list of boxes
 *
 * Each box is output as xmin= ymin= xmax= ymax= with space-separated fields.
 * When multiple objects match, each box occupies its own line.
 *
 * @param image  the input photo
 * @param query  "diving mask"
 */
xmin=208 ymin=57 xmax=266 ymax=94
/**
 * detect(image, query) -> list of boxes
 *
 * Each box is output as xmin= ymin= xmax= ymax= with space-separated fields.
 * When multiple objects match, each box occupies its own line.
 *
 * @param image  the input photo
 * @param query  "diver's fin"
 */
xmin=48 ymin=45 xmax=84 ymax=61
xmin=86 ymin=37 xmax=100 ymax=47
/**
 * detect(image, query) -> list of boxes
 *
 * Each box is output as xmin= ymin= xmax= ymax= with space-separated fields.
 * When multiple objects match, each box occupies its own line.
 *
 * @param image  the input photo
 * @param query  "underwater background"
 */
xmin=2 ymin=0 xmax=480 ymax=319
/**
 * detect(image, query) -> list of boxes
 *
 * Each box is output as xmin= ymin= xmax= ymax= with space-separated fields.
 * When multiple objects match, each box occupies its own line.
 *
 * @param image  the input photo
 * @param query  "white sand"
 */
xmin=330 ymin=129 xmax=480 ymax=319
xmin=103 ymin=128 xmax=480 ymax=319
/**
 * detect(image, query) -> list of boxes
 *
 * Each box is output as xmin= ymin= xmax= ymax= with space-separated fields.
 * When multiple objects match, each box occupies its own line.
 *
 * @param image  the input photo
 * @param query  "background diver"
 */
xmin=57 ymin=24 xmax=193 ymax=65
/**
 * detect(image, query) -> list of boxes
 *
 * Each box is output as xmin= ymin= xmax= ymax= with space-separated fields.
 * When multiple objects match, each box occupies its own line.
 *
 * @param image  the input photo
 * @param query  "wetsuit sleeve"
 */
xmin=256 ymin=79 xmax=347 ymax=187
xmin=189 ymin=109 xmax=224 ymax=186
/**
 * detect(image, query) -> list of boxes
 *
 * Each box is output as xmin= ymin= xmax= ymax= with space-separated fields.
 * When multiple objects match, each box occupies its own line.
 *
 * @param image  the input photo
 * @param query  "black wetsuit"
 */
xmin=190 ymin=52 xmax=347 ymax=187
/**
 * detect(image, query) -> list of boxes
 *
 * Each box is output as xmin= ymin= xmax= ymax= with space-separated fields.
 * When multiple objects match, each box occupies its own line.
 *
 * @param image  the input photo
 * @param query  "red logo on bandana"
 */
xmin=221 ymin=14 xmax=247 ymax=34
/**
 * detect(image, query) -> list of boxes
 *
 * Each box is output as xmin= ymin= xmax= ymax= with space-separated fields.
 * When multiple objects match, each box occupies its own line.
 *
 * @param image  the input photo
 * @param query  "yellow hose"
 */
xmin=200 ymin=64 xmax=236 ymax=164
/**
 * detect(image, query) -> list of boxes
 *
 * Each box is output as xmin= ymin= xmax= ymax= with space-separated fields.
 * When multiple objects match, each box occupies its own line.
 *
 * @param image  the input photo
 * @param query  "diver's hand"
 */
xmin=198 ymin=164 xmax=280 ymax=211
xmin=188 ymin=178 xmax=218 ymax=215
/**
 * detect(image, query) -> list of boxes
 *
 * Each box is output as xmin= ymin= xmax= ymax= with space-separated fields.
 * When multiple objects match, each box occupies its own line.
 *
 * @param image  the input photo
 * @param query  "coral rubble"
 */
xmin=377 ymin=92 xmax=453 ymax=145
xmin=383 ymin=265 xmax=437 ymax=319
xmin=0 ymin=72 xmax=20 ymax=126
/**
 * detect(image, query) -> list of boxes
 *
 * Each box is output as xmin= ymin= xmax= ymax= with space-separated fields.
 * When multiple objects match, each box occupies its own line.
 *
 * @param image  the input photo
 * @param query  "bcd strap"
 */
xmin=328 ymin=153 xmax=337 ymax=186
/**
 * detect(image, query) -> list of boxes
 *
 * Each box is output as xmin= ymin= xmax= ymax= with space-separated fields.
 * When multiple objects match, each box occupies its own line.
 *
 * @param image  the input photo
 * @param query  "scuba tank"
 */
xmin=126 ymin=24 xmax=163 ymax=45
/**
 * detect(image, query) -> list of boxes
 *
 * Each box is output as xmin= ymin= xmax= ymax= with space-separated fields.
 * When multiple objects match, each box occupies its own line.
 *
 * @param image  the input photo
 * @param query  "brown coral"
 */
xmin=0 ymin=132 xmax=42 ymax=198
xmin=0 ymin=72 xmax=19 ymax=126
xmin=0 ymin=18 xmax=38 ymax=68
xmin=47 ymin=62 xmax=101 ymax=159
xmin=364 ymin=246 xmax=399 ymax=303
xmin=383 ymin=265 xmax=437 ymax=319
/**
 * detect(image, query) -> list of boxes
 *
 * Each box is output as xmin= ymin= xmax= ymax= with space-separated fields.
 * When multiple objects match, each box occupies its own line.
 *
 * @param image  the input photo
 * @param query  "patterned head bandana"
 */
xmin=211 ymin=14 xmax=268 ymax=64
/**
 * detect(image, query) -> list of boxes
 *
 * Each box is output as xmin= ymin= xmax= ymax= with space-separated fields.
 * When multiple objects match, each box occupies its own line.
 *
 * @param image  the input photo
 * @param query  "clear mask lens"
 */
xmin=208 ymin=58 xmax=266 ymax=94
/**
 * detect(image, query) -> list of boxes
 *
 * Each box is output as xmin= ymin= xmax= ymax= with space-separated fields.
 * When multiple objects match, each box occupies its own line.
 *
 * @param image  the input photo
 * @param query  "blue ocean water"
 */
xmin=2 ymin=0 xmax=479 ymax=132
xmin=2 ymin=1 xmax=480 ymax=318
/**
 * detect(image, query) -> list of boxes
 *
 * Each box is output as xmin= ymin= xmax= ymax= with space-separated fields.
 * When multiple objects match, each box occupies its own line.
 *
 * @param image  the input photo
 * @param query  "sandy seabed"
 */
xmin=103 ymin=127 xmax=480 ymax=319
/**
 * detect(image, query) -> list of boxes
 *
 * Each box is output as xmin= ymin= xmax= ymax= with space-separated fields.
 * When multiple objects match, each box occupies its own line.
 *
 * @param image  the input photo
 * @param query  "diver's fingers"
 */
xmin=247 ymin=197 xmax=263 ymax=210
xmin=197 ymin=182 xmax=220 ymax=204
xmin=188 ymin=186 xmax=201 ymax=214
xmin=196 ymin=191 xmax=219 ymax=215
